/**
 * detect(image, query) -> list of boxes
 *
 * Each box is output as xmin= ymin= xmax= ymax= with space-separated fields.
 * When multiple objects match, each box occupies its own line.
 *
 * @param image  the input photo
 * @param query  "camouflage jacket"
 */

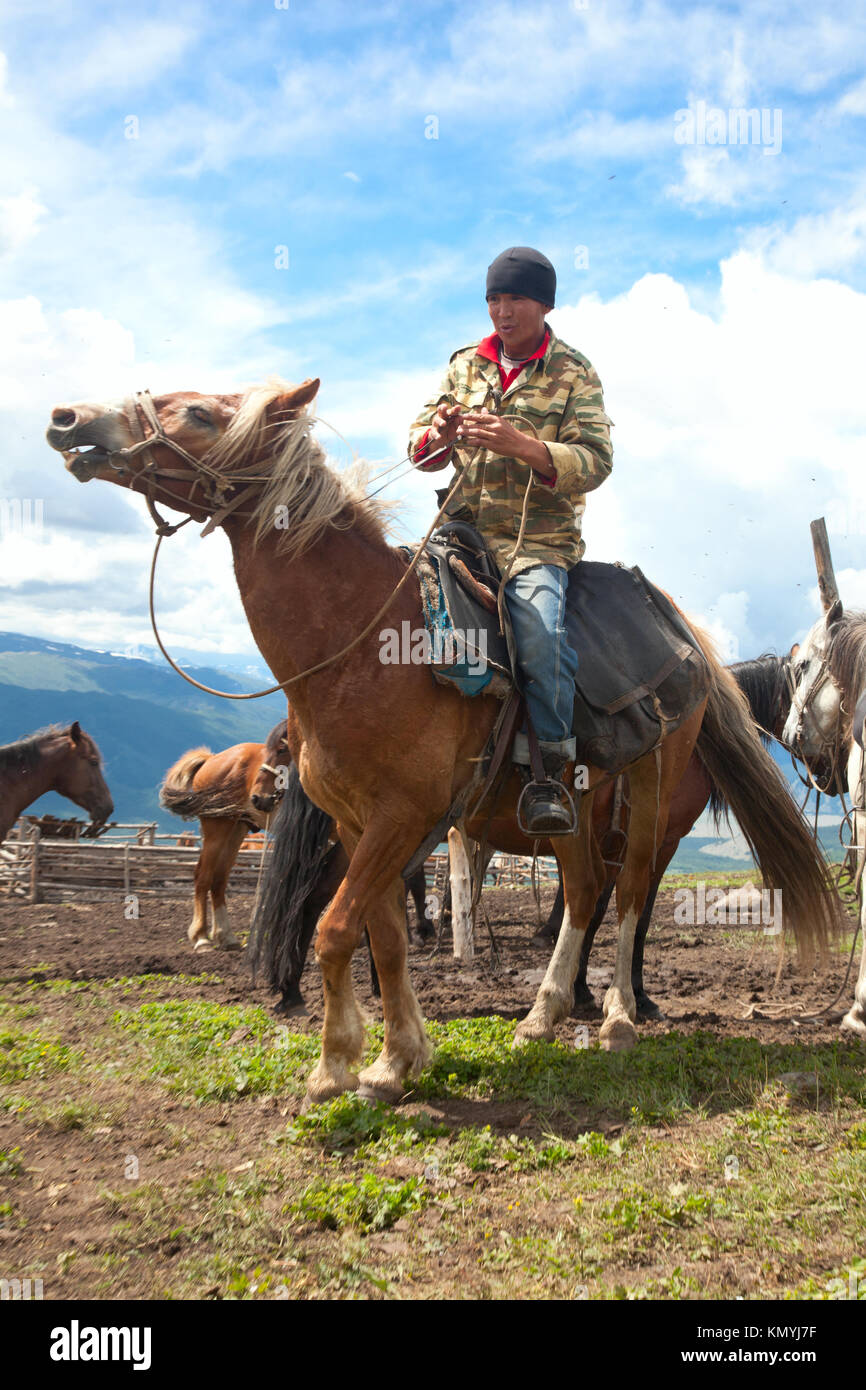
xmin=408 ymin=328 xmax=613 ymax=577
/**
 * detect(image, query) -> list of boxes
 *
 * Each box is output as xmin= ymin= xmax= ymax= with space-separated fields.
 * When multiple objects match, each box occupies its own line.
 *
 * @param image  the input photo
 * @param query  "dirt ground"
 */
xmin=0 ymin=883 xmax=853 ymax=1044
xmin=0 ymin=883 xmax=862 ymax=1301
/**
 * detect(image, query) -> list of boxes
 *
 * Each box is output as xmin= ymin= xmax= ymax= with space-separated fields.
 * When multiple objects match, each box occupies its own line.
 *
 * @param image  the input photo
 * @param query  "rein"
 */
xmin=123 ymin=387 xmax=538 ymax=702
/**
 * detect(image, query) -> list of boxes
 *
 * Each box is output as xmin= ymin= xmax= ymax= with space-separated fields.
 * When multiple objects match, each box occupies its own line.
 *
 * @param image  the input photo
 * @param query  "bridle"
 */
xmin=784 ymin=650 xmax=849 ymax=797
xmin=107 ymin=389 xmax=271 ymax=538
xmin=89 ymin=387 xmax=473 ymax=701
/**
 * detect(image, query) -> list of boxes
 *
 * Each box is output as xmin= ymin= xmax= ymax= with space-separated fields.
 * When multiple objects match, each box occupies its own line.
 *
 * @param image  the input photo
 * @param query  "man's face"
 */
xmin=486 ymin=292 xmax=549 ymax=357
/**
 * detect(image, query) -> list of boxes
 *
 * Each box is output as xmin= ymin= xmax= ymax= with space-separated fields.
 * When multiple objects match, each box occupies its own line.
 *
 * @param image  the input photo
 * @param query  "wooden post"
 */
xmin=28 ymin=827 xmax=41 ymax=905
xmin=123 ymin=843 xmax=130 ymax=896
xmin=447 ymin=827 xmax=474 ymax=961
xmin=810 ymin=517 xmax=841 ymax=616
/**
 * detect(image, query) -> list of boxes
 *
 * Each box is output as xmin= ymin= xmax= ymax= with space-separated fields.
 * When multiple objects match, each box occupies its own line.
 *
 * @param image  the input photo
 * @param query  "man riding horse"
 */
xmin=408 ymin=246 xmax=613 ymax=836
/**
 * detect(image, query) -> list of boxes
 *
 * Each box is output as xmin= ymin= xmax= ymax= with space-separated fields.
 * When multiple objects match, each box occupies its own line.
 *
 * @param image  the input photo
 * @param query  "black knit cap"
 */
xmin=485 ymin=246 xmax=556 ymax=307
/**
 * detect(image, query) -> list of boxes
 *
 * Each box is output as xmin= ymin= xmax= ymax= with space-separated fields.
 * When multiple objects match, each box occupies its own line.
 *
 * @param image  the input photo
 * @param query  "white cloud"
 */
xmin=746 ymin=194 xmax=866 ymax=277
xmin=666 ymin=147 xmax=782 ymax=208
xmin=0 ymin=296 xmax=135 ymax=411
xmin=0 ymin=52 xmax=14 ymax=108
xmin=0 ymin=187 xmax=46 ymax=255
xmin=537 ymin=113 xmax=672 ymax=162
xmin=837 ymin=76 xmax=866 ymax=116
xmin=545 ymin=248 xmax=866 ymax=647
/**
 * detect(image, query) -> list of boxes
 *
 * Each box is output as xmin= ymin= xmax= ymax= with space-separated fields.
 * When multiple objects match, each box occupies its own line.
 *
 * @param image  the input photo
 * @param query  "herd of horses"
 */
xmin=0 ymin=372 xmax=858 ymax=1109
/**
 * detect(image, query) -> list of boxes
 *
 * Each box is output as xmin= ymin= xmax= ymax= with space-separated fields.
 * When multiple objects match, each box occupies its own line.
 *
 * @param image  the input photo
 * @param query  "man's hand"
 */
xmin=458 ymin=409 xmax=555 ymax=478
xmin=428 ymin=402 xmax=464 ymax=451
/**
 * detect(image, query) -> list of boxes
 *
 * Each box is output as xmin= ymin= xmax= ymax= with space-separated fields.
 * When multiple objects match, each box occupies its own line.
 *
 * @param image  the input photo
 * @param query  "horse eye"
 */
xmin=189 ymin=406 xmax=211 ymax=425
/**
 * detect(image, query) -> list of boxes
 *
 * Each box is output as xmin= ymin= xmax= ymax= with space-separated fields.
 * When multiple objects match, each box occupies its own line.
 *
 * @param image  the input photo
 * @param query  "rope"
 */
xmin=793 ymin=920 xmax=862 ymax=1022
xmin=147 ymin=468 xmax=468 ymax=699
xmin=145 ymin=403 xmax=545 ymax=701
xmin=249 ymin=810 xmax=271 ymax=930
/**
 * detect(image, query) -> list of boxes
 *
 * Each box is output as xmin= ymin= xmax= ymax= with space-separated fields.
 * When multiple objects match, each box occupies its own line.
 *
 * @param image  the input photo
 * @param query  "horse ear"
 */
xmin=68 ymin=721 xmax=82 ymax=743
xmin=274 ymin=378 xmax=320 ymax=414
xmin=789 ymin=643 xmax=799 ymax=661
xmin=827 ymin=597 xmax=843 ymax=627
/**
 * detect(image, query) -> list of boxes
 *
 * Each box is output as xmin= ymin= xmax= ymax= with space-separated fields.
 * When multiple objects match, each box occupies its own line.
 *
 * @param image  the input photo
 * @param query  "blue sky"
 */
xmin=1 ymin=0 xmax=865 ymax=666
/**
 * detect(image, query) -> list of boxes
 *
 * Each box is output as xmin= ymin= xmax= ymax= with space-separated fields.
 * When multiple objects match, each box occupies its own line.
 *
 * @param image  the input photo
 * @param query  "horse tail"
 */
xmin=248 ymin=763 xmax=342 ymax=1008
xmin=159 ymin=748 xmax=212 ymax=817
xmin=691 ymin=624 xmax=842 ymax=966
xmin=159 ymin=747 xmax=251 ymax=820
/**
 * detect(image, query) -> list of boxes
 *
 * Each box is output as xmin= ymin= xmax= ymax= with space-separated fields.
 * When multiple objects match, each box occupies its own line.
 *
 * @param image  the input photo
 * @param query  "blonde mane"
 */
xmin=207 ymin=378 xmax=393 ymax=557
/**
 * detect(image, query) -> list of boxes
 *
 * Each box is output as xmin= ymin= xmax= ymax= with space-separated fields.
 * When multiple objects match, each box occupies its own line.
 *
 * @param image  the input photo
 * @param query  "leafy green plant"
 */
xmin=294 ymin=1173 xmax=426 ymax=1232
xmin=113 ymin=1000 xmax=320 ymax=1102
xmin=283 ymin=1094 xmax=445 ymax=1154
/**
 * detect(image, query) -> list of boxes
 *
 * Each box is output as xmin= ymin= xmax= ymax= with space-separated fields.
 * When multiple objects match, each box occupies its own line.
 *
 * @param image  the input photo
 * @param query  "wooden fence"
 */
xmin=1 ymin=820 xmax=559 ymax=905
xmin=0 ymin=822 xmax=269 ymax=904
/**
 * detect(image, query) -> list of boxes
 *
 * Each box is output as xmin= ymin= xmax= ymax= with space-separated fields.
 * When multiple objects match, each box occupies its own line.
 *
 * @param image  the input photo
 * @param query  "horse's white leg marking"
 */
xmin=599 ymin=906 xmax=639 ymax=1052
xmin=359 ymin=886 xmax=431 ymax=1100
xmin=514 ymin=907 xmax=584 ymax=1044
xmin=358 ymin=955 xmax=431 ymax=1100
xmin=188 ymin=895 xmax=210 ymax=950
xmin=210 ymin=903 xmax=241 ymax=951
xmin=842 ymin=745 xmax=866 ymax=1040
xmin=306 ymin=960 xmax=365 ymax=1103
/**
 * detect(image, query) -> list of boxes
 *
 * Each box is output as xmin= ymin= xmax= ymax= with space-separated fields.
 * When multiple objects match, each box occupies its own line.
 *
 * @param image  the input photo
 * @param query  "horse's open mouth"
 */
xmin=60 ymin=446 xmax=111 ymax=480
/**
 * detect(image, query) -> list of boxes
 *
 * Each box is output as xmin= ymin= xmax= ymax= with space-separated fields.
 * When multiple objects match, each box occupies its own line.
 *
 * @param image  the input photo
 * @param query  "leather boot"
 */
xmin=518 ymin=754 xmax=579 ymax=836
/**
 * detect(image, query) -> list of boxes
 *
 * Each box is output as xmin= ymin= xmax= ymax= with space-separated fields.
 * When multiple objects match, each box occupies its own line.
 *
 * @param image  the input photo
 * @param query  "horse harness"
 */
xmin=106 ymin=390 xmax=268 ymax=537
xmin=784 ymin=653 xmax=850 ymax=797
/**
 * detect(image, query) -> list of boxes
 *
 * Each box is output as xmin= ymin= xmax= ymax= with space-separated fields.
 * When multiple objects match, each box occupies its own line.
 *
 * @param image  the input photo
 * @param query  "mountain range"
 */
xmin=0 ymin=631 xmax=287 ymax=829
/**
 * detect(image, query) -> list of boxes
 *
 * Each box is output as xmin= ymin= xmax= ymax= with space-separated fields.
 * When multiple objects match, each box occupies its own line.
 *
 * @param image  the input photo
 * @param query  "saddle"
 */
xmin=417 ymin=523 xmax=709 ymax=772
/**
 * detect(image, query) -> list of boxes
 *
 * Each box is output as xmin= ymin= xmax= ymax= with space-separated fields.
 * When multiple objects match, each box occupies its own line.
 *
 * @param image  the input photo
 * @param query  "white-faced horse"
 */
xmin=783 ymin=602 xmax=866 ymax=1038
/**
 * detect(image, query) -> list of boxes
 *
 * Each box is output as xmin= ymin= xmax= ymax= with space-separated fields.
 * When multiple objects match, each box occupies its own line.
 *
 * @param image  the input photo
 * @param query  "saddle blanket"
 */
xmin=412 ymin=527 xmax=709 ymax=772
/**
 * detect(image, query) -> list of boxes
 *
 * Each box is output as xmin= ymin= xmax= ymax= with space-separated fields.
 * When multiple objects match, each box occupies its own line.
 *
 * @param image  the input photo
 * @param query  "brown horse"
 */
xmin=47 ymin=377 xmax=839 ymax=1105
xmin=159 ymin=719 xmax=289 ymax=951
xmin=541 ymin=652 xmax=794 ymax=1015
xmin=0 ymin=723 xmax=113 ymax=844
xmin=252 ymin=654 xmax=794 ymax=1021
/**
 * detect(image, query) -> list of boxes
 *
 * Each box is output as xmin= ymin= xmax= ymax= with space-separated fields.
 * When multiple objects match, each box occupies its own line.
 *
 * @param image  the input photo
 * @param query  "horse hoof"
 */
xmin=356 ymin=1081 xmax=402 ymax=1106
xmin=513 ymin=1019 xmax=555 ymax=1048
xmin=304 ymin=1071 xmax=359 ymax=1107
xmin=600 ymin=1017 xmax=637 ymax=1052
xmin=636 ymin=996 xmax=664 ymax=1022
xmin=570 ymin=984 xmax=598 ymax=1016
xmin=840 ymin=1008 xmax=866 ymax=1040
xmin=192 ymin=939 xmax=213 ymax=953
xmin=277 ymin=999 xmax=309 ymax=1020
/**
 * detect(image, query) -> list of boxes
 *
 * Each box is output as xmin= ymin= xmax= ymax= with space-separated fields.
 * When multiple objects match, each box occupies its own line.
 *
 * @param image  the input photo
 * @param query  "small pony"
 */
xmin=160 ymin=720 xmax=289 ymax=951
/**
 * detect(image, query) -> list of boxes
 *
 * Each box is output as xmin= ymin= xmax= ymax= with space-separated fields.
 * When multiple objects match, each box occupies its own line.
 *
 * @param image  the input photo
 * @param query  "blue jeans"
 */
xmin=504 ymin=564 xmax=578 ymax=763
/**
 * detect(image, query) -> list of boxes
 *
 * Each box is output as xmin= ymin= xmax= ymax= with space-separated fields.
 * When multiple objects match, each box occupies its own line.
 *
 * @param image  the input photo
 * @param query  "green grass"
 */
xmin=0 ymin=1025 xmax=82 ymax=1084
xmin=282 ymin=1093 xmax=447 ymax=1154
xmin=113 ymin=999 xmax=320 ymax=1102
xmin=293 ymin=1172 xmax=427 ymax=1232
xmin=412 ymin=1017 xmax=866 ymax=1123
xmin=2 ymin=920 xmax=864 ymax=1300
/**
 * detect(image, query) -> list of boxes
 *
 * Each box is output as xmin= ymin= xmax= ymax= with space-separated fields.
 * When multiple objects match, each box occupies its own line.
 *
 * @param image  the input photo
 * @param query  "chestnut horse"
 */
xmin=159 ymin=719 xmax=289 ymax=951
xmin=248 ymin=759 xmax=434 ymax=1015
xmin=47 ymin=377 xmax=839 ymax=1104
xmin=0 ymin=723 xmax=113 ymax=844
xmin=543 ymin=652 xmax=793 ymax=1016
